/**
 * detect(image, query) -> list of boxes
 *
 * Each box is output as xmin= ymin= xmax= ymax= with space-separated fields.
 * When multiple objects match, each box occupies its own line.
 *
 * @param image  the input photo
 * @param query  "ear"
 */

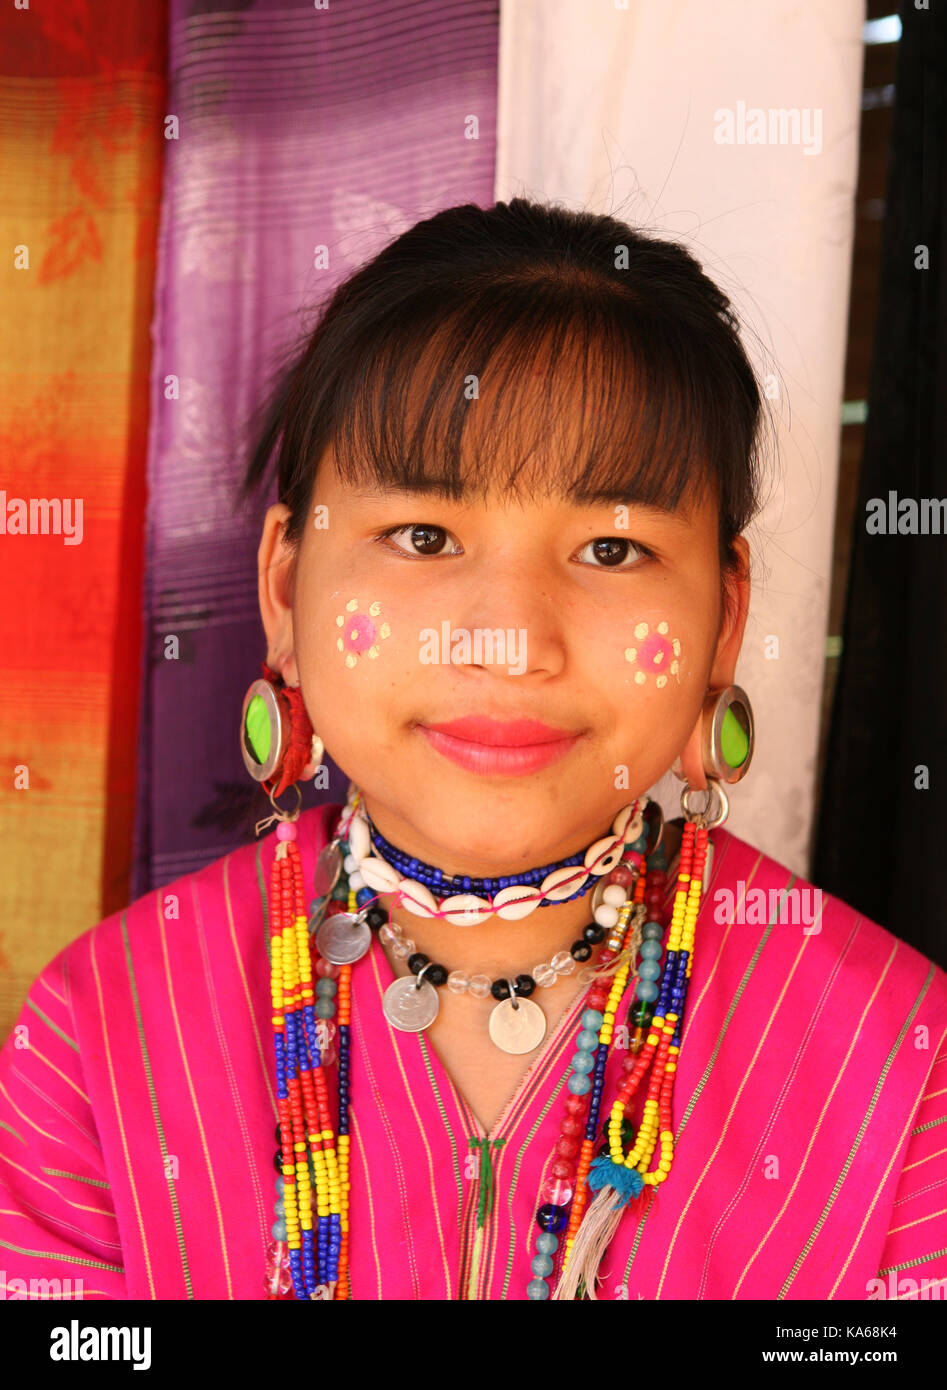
xmin=677 ymin=536 xmax=751 ymax=792
xmin=258 ymin=503 xmax=300 ymax=686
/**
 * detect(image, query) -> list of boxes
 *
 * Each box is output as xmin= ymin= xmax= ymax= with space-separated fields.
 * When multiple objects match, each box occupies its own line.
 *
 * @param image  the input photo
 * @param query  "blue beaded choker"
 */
xmin=366 ymin=817 xmax=595 ymax=904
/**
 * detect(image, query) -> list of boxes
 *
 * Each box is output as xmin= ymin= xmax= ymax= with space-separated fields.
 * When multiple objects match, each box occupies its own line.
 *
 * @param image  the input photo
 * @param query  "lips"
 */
xmin=415 ymin=716 xmax=584 ymax=777
xmin=420 ymin=715 xmax=579 ymax=747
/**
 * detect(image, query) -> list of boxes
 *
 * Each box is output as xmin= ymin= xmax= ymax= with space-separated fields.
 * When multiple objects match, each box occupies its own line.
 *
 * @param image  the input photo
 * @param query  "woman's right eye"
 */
xmin=373 ymin=524 xmax=464 ymax=558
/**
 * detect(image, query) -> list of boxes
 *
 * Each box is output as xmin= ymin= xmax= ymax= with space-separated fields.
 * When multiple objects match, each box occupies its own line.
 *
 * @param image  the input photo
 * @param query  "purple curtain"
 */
xmin=133 ymin=0 xmax=499 ymax=897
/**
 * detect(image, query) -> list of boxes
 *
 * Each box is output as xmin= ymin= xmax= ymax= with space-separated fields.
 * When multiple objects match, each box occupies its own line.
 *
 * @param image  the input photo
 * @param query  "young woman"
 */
xmin=2 ymin=200 xmax=945 ymax=1302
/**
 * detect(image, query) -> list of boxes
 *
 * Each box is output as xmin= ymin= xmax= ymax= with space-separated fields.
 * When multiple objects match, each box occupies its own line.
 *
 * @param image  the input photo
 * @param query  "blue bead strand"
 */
xmin=527 ymin=835 xmax=668 ymax=1300
xmin=366 ymin=822 xmax=596 ymax=902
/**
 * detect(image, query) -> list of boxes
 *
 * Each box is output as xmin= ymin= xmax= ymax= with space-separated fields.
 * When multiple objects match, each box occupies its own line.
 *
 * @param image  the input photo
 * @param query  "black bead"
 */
xmin=426 ymin=963 xmax=448 ymax=986
xmin=408 ymin=953 xmax=429 ymax=975
xmin=571 ymin=941 xmax=593 ymax=961
xmin=274 ymin=1123 xmax=282 ymax=1145
xmin=513 ymin=974 xmax=536 ymax=997
xmin=365 ymin=906 xmax=388 ymax=931
xmin=583 ymin=923 xmax=606 ymax=944
xmin=273 ymin=1149 xmax=284 ymax=1175
xmin=491 ymin=978 xmax=512 ymax=1001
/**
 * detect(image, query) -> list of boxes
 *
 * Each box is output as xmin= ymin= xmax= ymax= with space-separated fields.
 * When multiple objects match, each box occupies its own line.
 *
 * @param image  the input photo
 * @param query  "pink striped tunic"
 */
xmin=2 ymin=800 xmax=946 ymax=1300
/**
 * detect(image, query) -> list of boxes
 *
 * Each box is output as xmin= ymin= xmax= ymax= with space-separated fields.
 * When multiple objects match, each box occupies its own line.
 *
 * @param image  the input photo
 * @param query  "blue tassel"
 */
xmin=587 ymin=1153 xmax=645 ymax=1206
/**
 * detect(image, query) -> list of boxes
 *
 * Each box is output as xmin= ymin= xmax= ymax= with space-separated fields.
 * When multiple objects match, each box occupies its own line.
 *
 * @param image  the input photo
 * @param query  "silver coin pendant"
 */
xmin=488 ymin=995 xmax=546 ymax=1054
xmin=314 ymin=911 xmax=371 ymax=965
xmin=382 ymin=976 xmax=440 ymax=1032
xmin=313 ymin=842 xmax=342 ymax=898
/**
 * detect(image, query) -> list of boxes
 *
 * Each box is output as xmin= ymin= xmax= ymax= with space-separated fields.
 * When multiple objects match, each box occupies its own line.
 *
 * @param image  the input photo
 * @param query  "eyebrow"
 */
xmin=346 ymin=482 xmax=691 ymax=521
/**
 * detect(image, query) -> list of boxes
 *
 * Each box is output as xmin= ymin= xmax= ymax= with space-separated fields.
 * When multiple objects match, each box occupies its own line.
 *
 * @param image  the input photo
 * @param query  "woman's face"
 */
xmin=258 ymin=449 xmax=750 ymax=874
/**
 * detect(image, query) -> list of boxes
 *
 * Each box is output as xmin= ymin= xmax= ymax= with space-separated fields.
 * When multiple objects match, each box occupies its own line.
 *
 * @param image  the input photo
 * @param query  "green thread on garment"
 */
xmin=470 ymin=1137 xmax=506 ymax=1228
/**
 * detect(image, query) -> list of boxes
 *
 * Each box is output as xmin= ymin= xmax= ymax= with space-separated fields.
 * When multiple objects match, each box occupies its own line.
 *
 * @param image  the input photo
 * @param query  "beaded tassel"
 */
xmin=551 ymin=818 xmax=708 ymax=1299
xmin=334 ymin=891 xmax=355 ymax=1299
xmin=559 ymin=864 xmax=649 ymax=1266
xmin=267 ymin=819 xmax=345 ymax=1299
xmin=528 ymin=843 xmax=660 ymax=1300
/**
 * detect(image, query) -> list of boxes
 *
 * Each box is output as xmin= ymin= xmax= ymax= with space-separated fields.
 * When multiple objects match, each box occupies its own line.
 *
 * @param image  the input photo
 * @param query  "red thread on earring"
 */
xmin=261 ymin=661 xmax=315 ymax=797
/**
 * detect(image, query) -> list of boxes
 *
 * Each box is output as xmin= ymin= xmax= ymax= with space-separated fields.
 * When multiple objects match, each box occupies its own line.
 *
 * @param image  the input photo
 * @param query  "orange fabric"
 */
xmin=0 ymin=3 xmax=168 ymax=1039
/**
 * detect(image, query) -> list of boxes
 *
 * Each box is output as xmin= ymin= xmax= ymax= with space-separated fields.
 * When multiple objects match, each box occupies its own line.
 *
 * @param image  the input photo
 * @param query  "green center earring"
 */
xmin=701 ymin=685 xmax=754 ymax=783
xmin=671 ymin=684 xmax=754 ymax=787
xmin=670 ymin=684 xmax=754 ymax=830
xmin=240 ymin=660 xmax=324 ymax=801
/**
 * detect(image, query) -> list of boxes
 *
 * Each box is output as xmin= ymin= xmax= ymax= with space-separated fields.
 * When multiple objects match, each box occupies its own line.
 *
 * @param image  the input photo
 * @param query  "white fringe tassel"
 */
xmin=550 ymin=1184 xmax=627 ymax=1300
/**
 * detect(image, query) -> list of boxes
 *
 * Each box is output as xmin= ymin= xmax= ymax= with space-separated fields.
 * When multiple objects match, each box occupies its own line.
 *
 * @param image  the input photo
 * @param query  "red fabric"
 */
xmin=259 ymin=662 xmax=314 ymax=798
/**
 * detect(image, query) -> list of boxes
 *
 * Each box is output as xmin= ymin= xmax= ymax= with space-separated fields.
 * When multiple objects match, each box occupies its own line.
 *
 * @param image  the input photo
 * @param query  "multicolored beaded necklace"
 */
xmin=263 ymin=789 xmax=710 ymax=1300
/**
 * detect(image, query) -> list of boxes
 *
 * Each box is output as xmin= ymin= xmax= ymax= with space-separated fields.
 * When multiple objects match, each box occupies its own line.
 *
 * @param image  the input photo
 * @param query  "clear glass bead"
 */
xmin=447 ymin=970 xmax=470 ymax=994
xmin=551 ymin=951 xmax=576 ymax=976
xmin=468 ymin=973 xmax=492 ymax=998
xmin=542 ymin=1177 xmax=574 ymax=1205
xmin=533 ymin=962 xmax=557 ymax=987
xmin=379 ymin=924 xmax=397 ymax=945
xmin=264 ymin=1238 xmax=293 ymax=1297
xmin=392 ymin=938 xmax=415 ymax=959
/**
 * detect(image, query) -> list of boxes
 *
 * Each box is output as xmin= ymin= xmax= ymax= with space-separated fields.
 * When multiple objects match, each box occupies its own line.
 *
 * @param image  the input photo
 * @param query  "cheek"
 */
xmin=333 ymin=597 xmax=391 ymax=669
xmin=622 ymin=619 xmax=684 ymax=689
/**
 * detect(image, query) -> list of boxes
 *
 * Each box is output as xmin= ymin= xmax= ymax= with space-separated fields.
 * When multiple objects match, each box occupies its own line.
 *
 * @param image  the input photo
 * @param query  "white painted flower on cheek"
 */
xmin=336 ymin=598 xmax=391 ymax=669
xmin=624 ymin=621 xmax=681 ymax=688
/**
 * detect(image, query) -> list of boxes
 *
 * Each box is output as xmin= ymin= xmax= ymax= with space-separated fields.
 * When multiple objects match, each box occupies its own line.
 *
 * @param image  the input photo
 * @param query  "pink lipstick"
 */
xmin=415 ymin=715 xmax=584 ymax=776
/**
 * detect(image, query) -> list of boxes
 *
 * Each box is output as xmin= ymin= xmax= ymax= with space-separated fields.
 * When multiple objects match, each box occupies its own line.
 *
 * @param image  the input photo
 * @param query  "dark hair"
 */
xmin=240 ymin=198 xmax=767 ymax=597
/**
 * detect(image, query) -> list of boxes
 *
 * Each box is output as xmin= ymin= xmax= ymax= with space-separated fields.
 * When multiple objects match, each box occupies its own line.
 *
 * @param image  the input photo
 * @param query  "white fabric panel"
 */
xmin=495 ymin=0 xmax=865 ymax=875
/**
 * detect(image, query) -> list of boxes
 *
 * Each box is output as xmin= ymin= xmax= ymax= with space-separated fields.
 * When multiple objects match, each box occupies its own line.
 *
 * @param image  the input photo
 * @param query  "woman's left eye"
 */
xmin=575 ymin=537 xmax=654 ymax=569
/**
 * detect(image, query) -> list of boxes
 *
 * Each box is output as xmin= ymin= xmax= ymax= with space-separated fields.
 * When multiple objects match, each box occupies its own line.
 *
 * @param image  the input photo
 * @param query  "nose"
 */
xmin=441 ymin=564 xmax=569 ymax=680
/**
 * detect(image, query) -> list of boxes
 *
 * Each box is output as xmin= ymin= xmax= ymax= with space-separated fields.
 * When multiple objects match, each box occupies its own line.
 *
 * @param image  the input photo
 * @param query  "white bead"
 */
xmin=540 ymin=865 xmax=588 ymax=901
xmin=397 ymin=879 xmax=438 ymax=918
xmin=590 ymin=877 xmax=610 ymax=914
xmin=348 ymin=815 xmax=371 ymax=861
xmin=348 ymin=871 xmax=365 ymax=891
xmin=602 ymin=884 xmax=628 ymax=908
xmin=468 ymin=974 xmax=492 ymax=998
xmin=440 ymin=894 xmax=493 ymax=926
xmin=492 ymin=885 xmax=540 ymax=920
xmin=343 ymin=853 xmax=359 ymax=874
xmin=550 ymin=951 xmax=576 ymax=975
xmin=594 ymin=903 xmax=620 ymax=928
xmin=584 ymin=835 xmax=623 ymax=875
xmin=358 ymin=857 xmax=401 ymax=893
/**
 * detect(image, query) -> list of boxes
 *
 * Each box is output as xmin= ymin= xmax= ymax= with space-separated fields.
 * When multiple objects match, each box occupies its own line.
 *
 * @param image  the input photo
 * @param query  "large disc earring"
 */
xmin=671 ymin=684 xmax=755 ymax=786
xmin=240 ymin=660 xmax=318 ymax=799
xmin=700 ymin=684 xmax=754 ymax=784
